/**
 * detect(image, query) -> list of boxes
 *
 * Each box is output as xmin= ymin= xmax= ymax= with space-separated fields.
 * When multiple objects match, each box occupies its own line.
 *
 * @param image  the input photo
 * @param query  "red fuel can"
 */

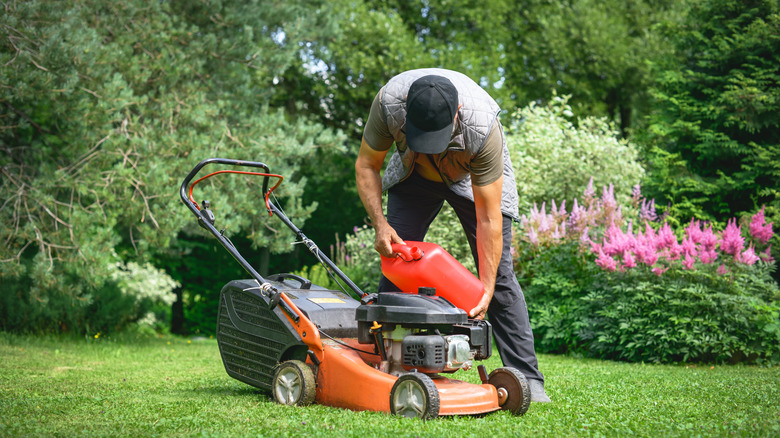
xmin=381 ymin=241 xmax=483 ymax=312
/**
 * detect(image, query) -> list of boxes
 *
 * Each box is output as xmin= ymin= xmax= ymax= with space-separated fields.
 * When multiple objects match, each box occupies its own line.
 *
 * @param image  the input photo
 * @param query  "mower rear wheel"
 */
xmin=390 ymin=372 xmax=439 ymax=420
xmin=488 ymin=367 xmax=530 ymax=415
xmin=272 ymin=360 xmax=316 ymax=406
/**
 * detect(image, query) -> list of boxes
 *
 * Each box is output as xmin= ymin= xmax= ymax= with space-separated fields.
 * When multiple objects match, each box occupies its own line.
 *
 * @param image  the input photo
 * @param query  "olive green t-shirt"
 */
xmin=362 ymin=91 xmax=504 ymax=187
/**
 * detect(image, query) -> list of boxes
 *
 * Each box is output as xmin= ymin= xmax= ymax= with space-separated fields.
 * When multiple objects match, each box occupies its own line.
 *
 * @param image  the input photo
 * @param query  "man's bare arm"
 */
xmin=355 ymin=138 xmax=404 ymax=257
xmin=469 ymin=175 xmax=504 ymax=319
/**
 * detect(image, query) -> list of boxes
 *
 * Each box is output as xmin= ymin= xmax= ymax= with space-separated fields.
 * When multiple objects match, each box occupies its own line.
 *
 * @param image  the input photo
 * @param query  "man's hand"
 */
xmin=468 ymin=289 xmax=494 ymax=320
xmin=374 ymin=222 xmax=405 ymax=258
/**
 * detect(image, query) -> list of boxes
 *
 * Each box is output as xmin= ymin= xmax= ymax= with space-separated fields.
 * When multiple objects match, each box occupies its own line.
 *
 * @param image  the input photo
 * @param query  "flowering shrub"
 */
xmin=515 ymin=180 xmax=780 ymax=364
xmin=505 ymin=94 xmax=645 ymax=210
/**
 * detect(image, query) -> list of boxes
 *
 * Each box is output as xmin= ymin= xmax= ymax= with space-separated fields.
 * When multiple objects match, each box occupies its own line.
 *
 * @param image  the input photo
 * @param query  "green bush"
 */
xmin=505 ymin=94 xmax=645 ymax=210
xmin=0 ymin=253 xmax=177 ymax=334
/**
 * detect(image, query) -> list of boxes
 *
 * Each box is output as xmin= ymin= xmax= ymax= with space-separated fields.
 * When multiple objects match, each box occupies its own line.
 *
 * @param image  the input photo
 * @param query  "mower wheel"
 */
xmin=488 ymin=367 xmax=530 ymax=415
xmin=390 ymin=372 xmax=440 ymax=420
xmin=272 ymin=360 xmax=316 ymax=406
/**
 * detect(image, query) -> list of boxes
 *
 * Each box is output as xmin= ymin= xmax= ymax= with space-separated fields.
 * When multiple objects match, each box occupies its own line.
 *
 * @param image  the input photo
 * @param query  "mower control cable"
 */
xmin=318 ymin=329 xmax=379 ymax=356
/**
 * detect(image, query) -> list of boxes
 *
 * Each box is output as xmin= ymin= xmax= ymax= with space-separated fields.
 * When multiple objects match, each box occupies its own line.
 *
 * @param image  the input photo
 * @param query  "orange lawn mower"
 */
xmin=180 ymin=158 xmax=531 ymax=420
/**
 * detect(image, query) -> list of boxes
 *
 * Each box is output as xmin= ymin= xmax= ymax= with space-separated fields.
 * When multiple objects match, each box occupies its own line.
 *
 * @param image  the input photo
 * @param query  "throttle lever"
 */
xmin=198 ymin=200 xmax=216 ymax=229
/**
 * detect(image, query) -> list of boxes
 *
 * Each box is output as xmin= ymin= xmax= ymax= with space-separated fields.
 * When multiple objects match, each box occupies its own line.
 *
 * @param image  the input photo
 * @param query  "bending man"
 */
xmin=354 ymin=68 xmax=550 ymax=402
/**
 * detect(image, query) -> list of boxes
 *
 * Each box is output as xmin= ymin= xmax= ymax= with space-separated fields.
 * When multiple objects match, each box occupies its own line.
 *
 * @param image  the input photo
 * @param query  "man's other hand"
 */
xmin=373 ymin=223 xmax=405 ymax=258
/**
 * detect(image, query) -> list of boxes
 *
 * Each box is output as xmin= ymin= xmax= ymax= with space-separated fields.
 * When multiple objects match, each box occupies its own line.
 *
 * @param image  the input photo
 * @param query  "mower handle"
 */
xmin=179 ymin=158 xmax=275 ymax=290
xmin=180 ymin=157 xmax=367 ymax=301
xmin=179 ymin=158 xmax=272 ymax=213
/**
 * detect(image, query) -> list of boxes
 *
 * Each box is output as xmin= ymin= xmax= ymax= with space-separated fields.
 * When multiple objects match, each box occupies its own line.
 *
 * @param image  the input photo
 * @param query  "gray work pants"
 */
xmin=378 ymin=172 xmax=544 ymax=383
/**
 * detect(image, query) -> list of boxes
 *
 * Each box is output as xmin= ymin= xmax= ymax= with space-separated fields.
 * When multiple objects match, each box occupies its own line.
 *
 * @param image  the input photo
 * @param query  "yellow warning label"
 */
xmin=309 ymin=298 xmax=346 ymax=304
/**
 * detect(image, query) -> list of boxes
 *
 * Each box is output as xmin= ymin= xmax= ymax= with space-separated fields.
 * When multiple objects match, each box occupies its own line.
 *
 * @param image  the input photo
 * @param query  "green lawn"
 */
xmin=1 ymin=333 xmax=778 ymax=437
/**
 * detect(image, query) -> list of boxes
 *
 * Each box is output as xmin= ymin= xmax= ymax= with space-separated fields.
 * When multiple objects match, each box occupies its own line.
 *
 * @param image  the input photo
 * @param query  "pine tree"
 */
xmin=646 ymin=0 xmax=780 ymax=226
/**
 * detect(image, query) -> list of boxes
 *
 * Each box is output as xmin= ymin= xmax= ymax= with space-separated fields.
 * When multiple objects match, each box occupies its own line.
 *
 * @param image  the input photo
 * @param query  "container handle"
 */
xmin=391 ymin=243 xmax=424 ymax=262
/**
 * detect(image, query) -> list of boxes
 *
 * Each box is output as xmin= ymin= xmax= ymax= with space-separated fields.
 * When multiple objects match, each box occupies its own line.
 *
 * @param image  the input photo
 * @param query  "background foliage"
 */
xmin=1 ymin=0 xmax=778 ymax=354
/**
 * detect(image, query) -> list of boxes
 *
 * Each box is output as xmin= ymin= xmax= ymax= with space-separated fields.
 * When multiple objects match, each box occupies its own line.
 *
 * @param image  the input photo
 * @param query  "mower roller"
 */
xmin=180 ymin=158 xmax=530 ymax=419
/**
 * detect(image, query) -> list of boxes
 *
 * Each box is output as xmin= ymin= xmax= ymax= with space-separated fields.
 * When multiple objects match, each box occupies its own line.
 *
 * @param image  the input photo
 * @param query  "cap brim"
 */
xmin=406 ymin=119 xmax=453 ymax=154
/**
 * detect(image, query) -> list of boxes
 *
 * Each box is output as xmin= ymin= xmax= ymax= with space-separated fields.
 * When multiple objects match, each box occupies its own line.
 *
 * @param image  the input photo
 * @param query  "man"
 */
xmin=354 ymin=68 xmax=550 ymax=402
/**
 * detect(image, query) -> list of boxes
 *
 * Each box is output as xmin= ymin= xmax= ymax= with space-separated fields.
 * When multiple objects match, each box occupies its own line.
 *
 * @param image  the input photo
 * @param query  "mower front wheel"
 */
xmin=272 ymin=360 xmax=316 ymax=406
xmin=390 ymin=372 xmax=440 ymax=420
xmin=488 ymin=367 xmax=530 ymax=415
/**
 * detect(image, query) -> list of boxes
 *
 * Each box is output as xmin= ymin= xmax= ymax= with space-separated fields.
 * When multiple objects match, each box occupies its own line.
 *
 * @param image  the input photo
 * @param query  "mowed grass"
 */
xmin=1 ymin=332 xmax=778 ymax=437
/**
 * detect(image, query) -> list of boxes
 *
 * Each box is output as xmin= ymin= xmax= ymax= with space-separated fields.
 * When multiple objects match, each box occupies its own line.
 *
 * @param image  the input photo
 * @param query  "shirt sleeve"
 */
xmin=361 ymin=90 xmax=395 ymax=152
xmin=470 ymin=120 xmax=504 ymax=187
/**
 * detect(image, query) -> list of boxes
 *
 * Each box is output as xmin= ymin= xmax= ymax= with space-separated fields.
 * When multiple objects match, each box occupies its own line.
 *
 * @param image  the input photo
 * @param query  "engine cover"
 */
xmin=401 ymin=335 xmax=446 ymax=373
xmin=355 ymin=292 xmax=467 ymax=326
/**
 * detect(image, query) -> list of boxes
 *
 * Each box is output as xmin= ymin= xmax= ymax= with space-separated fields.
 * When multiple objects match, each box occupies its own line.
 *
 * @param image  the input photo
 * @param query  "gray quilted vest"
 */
xmin=379 ymin=68 xmax=519 ymax=220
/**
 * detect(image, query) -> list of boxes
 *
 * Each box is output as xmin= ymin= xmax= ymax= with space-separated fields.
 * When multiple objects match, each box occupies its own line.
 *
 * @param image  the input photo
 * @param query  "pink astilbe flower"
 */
xmin=579 ymin=227 xmax=591 ymax=246
xmin=760 ymin=246 xmax=774 ymax=263
xmin=613 ymin=205 xmax=624 ymax=226
xmin=699 ymin=249 xmax=718 ymax=264
xmin=749 ymin=206 xmax=774 ymax=245
xmin=583 ymin=177 xmax=596 ymax=201
xmin=601 ymin=222 xmax=637 ymax=258
xmin=654 ymin=223 xmax=683 ymax=261
xmin=717 ymin=264 xmax=729 ymax=276
xmin=652 ymin=266 xmax=668 ymax=276
xmin=535 ymin=203 xmax=552 ymax=234
xmin=601 ymin=184 xmax=617 ymax=209
xmin=634 ymin=239 xmax=659 ymax=266
xmin=639 ymin=198 xmax=657 ymax=222
xmin=623 ymin=251 xmax=637 ymax=269
xmin=631 ymin=184 xmax=642 ymax=207
xmin=682 ymin=254 xmax=696 ymax=270
xmin=632 ymin=223 xmax=659 ymax=266
xmin=736 ymin=246 xmax=760 ymax=265
xmin=700 ymin=224 xmax=719 ymax=253
xmin=684 ymin=219 xmax=703 ymax=244
xmin=600 ymin=184 xmax=619 ymax=224
xmin=720 ymin=219 xmax=745 ymax=256
xmin=568 ymin=198 xmax=584 ymax=233
xmin=527 ymin=226 xmax=539 ymax=245
xmin=550 ymin=199 xmax=567 ymax=220
xmin=595 ymin=248 xmax=617 ymax=271
xmin=681 ymin=235 xmax=697 ymax=258
xmin=656 ymin=223 xmax=678 ymax=249
xmin=552 ymin=223 xmax=565 ymax=240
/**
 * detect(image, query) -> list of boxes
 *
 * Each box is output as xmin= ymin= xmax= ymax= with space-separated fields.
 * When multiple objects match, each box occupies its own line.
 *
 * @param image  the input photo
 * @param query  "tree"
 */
xmin=0 ymin=0 xmax=345 ymax=333
xmin=502 ymin=0 xmax=680 ymax=136
xmin=643 ymin=0 xmax=780 ymax=228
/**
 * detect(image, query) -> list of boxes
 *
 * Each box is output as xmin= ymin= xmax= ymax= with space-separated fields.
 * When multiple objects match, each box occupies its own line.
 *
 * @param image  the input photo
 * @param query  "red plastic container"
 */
xmin=380 ymin=241 xmax=483 ymax=312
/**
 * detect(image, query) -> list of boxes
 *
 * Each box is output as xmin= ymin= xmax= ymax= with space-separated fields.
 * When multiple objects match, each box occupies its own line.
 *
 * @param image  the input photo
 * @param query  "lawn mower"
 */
xmin=180 ymin=158 xmax=530 ymax=419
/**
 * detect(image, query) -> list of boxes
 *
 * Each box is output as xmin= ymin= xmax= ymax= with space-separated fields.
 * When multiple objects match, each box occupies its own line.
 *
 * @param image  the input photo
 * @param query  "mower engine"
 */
xmin=355 ymin=288 xmax=492 ymax=376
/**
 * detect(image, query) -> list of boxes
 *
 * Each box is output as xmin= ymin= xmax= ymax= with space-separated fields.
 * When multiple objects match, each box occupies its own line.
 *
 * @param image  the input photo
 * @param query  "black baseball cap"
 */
xmin=405 ymin=75 xmax=459 ymax=154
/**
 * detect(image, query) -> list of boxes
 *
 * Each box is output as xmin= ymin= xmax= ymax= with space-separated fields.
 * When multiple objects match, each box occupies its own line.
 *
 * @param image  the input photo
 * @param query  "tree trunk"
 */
xmin=171 ymin=286 xmax=184 ymax=334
